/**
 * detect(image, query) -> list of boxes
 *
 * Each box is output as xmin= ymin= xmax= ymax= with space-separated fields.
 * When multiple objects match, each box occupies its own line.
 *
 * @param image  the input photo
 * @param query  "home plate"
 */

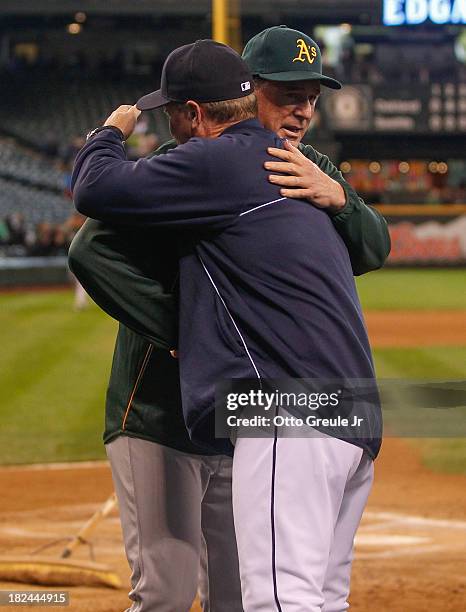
xmin=356 ymin=534 xmax=430 ymax=547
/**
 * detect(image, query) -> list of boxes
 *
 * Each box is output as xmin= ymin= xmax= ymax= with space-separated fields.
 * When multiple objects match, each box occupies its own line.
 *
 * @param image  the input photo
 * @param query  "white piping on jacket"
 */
xmin=239 ymin=197 xmax=287 ymax=217
xmin=198 ymin=255 xmax=261 ymax=381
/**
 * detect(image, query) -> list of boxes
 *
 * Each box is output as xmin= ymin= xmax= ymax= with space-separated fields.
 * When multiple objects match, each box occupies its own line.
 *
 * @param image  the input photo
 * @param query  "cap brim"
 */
xmin=257 ymin=71 xmax=341 ymax=90
xmin=136 ymin=89 xmax=171 ymax=111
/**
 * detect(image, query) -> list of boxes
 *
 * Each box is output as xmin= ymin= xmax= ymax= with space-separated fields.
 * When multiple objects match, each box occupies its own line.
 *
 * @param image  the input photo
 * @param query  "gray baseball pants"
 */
xmin=232 ymin=433 xmax=374 ymax=612
xmin=106 ymin=436 xmax=243 ymax=612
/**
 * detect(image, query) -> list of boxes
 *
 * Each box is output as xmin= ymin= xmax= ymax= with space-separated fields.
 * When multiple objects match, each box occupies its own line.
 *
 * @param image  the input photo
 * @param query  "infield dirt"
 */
xmin=0 ymin=310 xmax=465 ymax=611
xmin=365 ymin=310 xmax=466 ymax=347
xmin=0 ymin=437 xmax=465 ymax=612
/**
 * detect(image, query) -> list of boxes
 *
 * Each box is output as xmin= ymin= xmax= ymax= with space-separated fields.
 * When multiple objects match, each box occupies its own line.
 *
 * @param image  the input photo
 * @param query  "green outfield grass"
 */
xmin=373 ymin=346 xmax=466 ymax=474
xmin=373 ymin=347 xmax=466 ymax=474
xmin=412 ymin=438 xmax=466 ymax=474
xmin=0 ymin=268 xmax=465 ymax=472
xmin=373 ymin=347 xmax=466 ymax=379
xmin=0 ymin=291 xmax=116 ymax=464
xmin=356 ymin=268 xmax=466 ymax=310
xmin=360 ymin=268 xmax=466 ymax=473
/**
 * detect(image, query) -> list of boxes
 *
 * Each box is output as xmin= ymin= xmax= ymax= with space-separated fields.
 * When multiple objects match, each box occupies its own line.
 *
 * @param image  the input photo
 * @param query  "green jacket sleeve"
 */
xmin=68 ymin=218 xmax=178 ymax=349
xmin=299 ymin=143 xmax=391 ymax=276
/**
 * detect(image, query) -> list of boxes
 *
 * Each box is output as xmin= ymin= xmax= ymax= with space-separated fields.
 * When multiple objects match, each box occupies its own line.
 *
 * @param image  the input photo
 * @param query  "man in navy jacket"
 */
xmin=73 ymin=40 xmax=380 ymax=611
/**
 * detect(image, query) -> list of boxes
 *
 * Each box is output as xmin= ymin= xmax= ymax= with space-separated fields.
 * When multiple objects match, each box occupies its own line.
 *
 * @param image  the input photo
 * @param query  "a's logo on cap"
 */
xmin=292 ymin=39 xmax=317 ymax=64
xmin=241 ymin=81 xmax=251 ymax=92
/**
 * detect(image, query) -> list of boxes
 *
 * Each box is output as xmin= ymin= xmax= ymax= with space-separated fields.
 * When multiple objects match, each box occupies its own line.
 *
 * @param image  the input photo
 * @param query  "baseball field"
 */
xmin=0 ymin=268 xmax=465 ymax=611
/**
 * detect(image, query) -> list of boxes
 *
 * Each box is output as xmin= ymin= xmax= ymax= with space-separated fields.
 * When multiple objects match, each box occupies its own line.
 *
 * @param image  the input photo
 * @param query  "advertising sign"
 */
xmin=378 ymin=206 xmax=466 ymax=265
xmin=383 ymin=0 xmax=466 ymax=26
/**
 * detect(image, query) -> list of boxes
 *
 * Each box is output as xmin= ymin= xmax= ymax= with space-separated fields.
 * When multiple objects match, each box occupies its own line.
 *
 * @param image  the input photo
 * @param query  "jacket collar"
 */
xmin=221 ymin=118 xmax=268 ymax=135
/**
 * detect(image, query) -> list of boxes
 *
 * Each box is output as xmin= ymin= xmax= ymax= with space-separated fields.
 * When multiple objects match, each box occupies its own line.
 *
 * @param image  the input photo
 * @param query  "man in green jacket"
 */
xmin=69 ymin=27 xmax=390 ymax=612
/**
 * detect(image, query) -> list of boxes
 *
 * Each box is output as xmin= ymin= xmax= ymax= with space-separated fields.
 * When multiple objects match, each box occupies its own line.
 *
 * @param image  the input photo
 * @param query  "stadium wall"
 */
xmin=0 ymin=256 xmax=69 ymax=286
xmin=378 ymin=204 xmax=466 ymax=266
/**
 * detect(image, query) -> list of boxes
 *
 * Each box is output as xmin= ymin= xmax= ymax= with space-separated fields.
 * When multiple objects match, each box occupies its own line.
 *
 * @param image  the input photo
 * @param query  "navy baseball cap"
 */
xmin=137 ymin=40 xmax=254 ymax=111
xmin=242 ymin=25 xmax=341 ymax=90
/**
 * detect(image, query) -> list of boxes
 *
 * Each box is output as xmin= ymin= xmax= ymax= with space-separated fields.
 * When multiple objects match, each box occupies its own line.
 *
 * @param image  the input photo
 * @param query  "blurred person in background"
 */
xmin=0 ymin=218 xmax=9 ymax=244
xmin=52 ymin=224 xmax=68 ymax=256
xmin=5 ymin=212 xmax=26 ymax=246
xmin=70 ymin=28 xmax=390 ymax=612
xmin=63 ymin=213 xmax=89 ymax=311
xmin=27 ymin=222 xmax=56 ymax=256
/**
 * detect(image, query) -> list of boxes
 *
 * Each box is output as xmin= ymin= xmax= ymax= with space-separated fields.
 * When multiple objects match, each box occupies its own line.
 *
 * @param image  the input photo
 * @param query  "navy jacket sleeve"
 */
xmin=68 ymin=218 xmax=177 ymax=348
xmin=72 ymin=130 xmax=236 ymax=230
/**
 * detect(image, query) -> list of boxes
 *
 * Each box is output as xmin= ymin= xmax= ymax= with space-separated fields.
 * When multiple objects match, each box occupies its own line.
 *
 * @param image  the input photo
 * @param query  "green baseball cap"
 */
xmin=242 ymin=25 xmax=341 ymax=90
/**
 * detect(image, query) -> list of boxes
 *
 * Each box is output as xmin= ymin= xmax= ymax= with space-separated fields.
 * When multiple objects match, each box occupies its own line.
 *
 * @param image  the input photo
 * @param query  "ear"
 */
xmin=185 ymin=100 xmax=202 ymax=126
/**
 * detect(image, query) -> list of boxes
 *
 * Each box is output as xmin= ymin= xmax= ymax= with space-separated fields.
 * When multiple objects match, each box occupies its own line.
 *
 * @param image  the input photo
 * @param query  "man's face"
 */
xmin=255 ymin=80 xmax=321 ymax=145
xmin=164 ymin=103 xmax=193 ymax=144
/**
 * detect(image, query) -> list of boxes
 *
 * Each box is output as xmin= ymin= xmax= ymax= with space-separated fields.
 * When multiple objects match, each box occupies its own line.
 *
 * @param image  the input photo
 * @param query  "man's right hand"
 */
xmin=104 ymin=105 xmax=141 ymax=139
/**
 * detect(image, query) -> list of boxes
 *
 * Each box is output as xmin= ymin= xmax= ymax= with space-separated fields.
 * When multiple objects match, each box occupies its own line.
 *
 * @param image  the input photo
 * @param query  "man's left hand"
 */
xmin=265 ymin=140 xmax=346 ymax=214
xmin=104 ymin=105 xmax=141 ymax=139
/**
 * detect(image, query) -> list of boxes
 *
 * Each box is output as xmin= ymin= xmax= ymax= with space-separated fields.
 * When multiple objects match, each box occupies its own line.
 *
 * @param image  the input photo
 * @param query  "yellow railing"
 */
xmin=212 ymin=0 xmax=228 ymax=44
xmin=212 ymin=0 xmax=242 ymax=52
